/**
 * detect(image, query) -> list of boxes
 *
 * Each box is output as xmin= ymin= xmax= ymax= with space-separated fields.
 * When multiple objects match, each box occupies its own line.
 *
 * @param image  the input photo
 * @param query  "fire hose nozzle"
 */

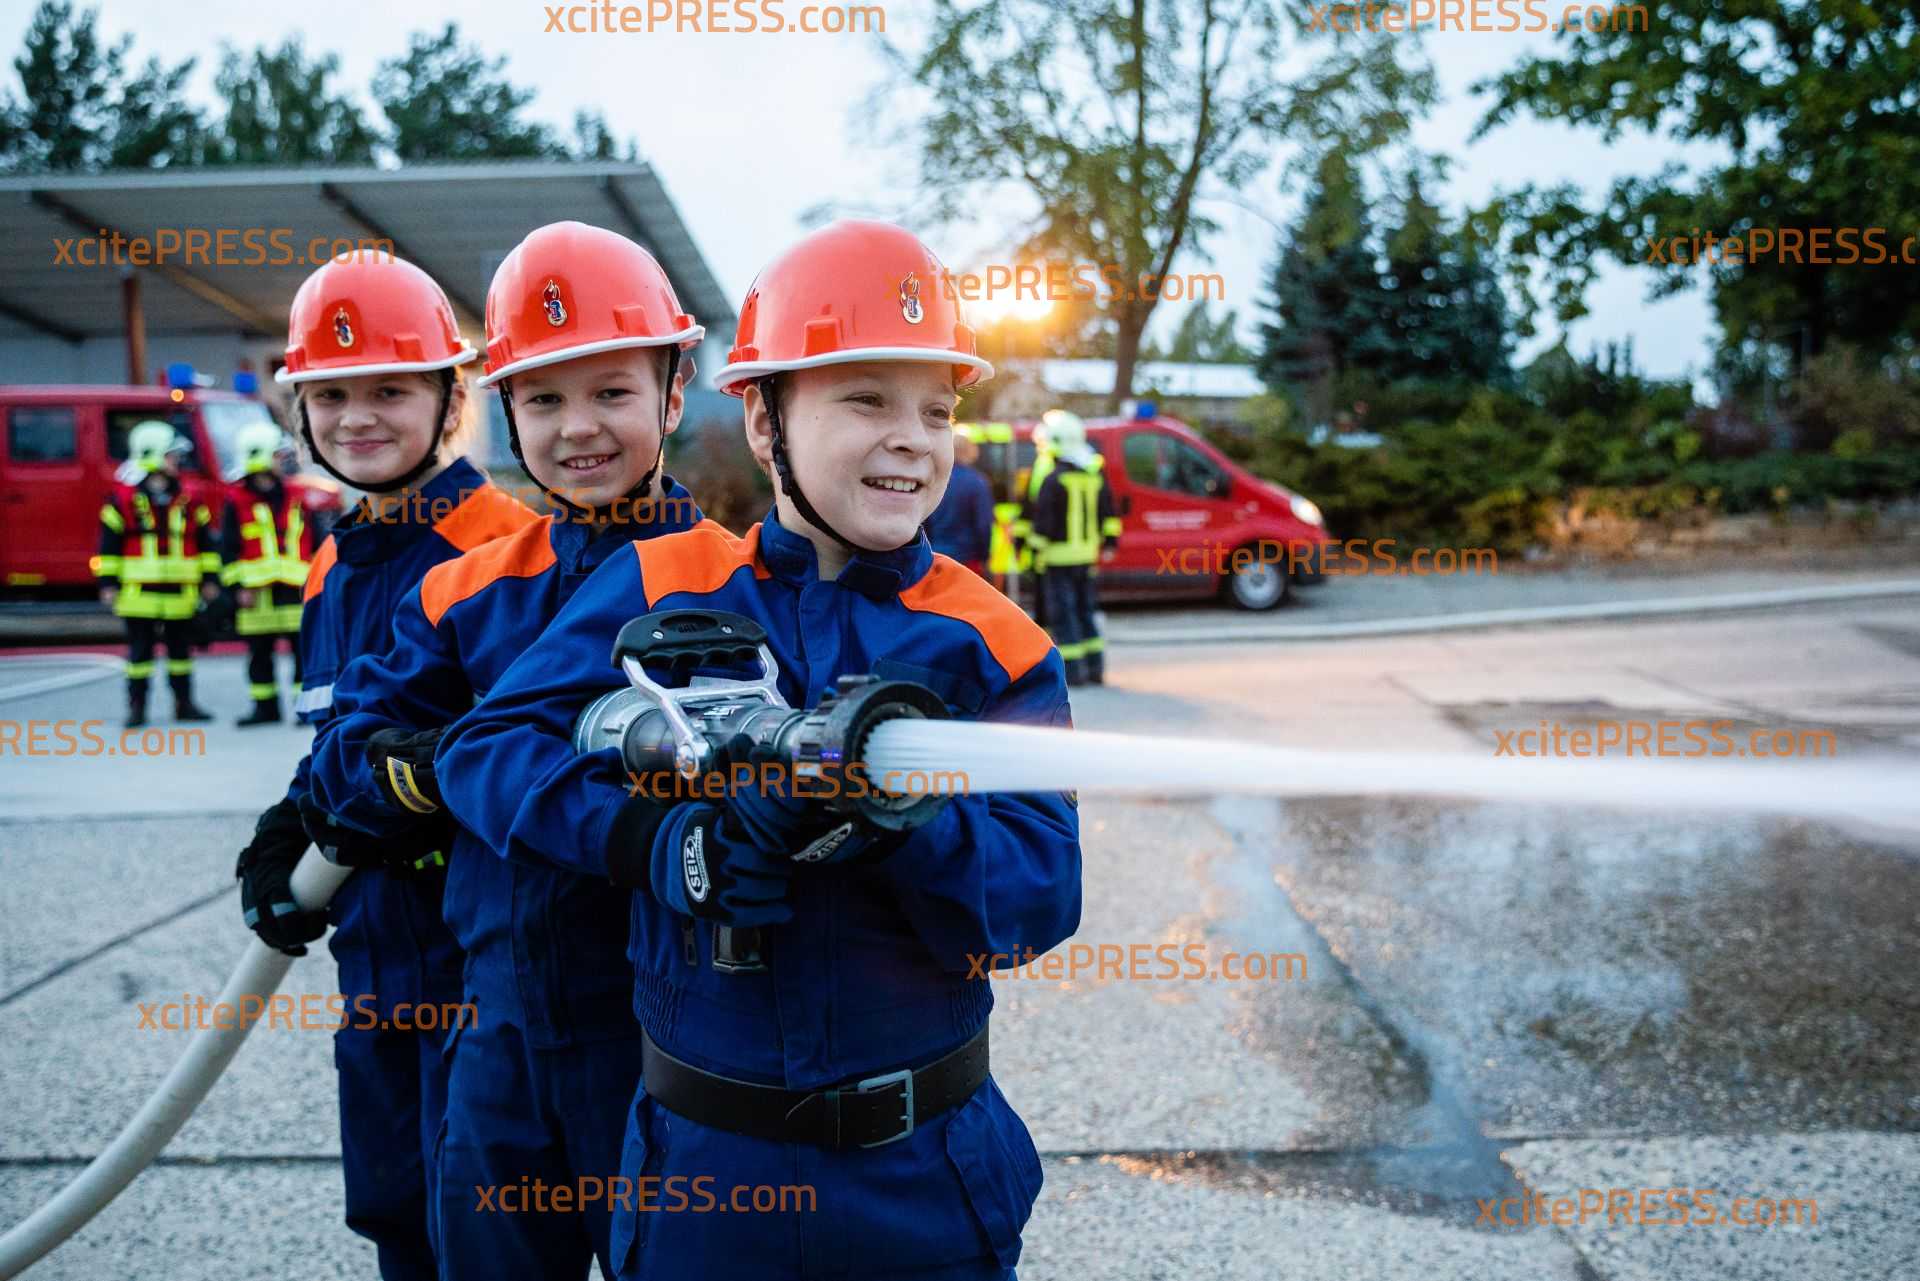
xmin=573 ymin=610 xmax=952 ymax=831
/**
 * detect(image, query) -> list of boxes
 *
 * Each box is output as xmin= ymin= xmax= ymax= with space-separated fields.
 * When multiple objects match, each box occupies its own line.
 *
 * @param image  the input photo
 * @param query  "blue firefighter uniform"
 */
xmin=307 ymin=481 xmax=703 ymax=1278
xmin=438 ymin=509 xmax=1081 ymax=1281
xmin=293 ymin=457 xmax=536 ymax=1280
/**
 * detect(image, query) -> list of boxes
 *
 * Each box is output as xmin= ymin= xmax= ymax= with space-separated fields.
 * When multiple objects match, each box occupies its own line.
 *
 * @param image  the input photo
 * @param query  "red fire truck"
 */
xmin=0 ymin=369 xmax=341 ymax=595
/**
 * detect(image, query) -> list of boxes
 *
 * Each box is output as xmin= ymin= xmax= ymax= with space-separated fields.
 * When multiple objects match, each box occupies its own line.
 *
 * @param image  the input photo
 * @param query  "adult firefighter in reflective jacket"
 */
xmin=95 ymin=420 xmax=220 ymax=727
xmin=220 ymin=421 xmax=318 ymax=727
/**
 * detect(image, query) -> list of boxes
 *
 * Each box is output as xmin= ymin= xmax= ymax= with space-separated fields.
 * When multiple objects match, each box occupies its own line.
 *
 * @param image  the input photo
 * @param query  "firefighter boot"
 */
xmin=237 ymin=698 xmax=283 ymax=729
xmin=126 ymin=680 xmax=150 ymax=730
xmin=170 ymin=674 xmax=213 ymax=723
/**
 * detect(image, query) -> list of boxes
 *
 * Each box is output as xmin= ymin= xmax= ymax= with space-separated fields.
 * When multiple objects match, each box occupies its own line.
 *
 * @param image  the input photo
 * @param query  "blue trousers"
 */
xmin=336 ymin=1022 xmax=452 ymax=1281
xmin=611 ymin=1076 xmax=1037 ymax=1280
xmin=436 ymin=1020 xmax=646 ymax=1280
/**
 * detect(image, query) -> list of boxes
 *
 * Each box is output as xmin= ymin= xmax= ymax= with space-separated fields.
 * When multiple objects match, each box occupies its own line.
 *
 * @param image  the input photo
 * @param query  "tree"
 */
xmin=881 ymin=0 xmax=1434 ymax=409
xmin=0 ymin=0 xmax=202 ymax=171
xmin=570 ymin=109 xmax=637 ymax=162
xmin=374 ymin=24 xmax=565 ymax=161
xmin=207 ymin=38 xmax=379 ymax=166
xmin=1255 ymin=151 xmax=1389 ymax=410
xmin=1473 ymin=1 xmax=1920 ymax=372
xmin=1375 ymin=168 xmax=1511 ymax=385
xmin=1147 ymin=300 xmax=1253 ymax=363
xmin=109 ymin=54 xmax=205 ymax=168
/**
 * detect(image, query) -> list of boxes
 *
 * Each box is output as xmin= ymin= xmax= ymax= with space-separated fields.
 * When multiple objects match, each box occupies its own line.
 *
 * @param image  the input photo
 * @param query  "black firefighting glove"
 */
xmin=298 ymin=794 xmax=452 ymax=879
xmin=236 ymin=798 xmax=328 ymax=957
xmin=725 ymin=744 xmax=908 ymax=869
xmin=366 ymin=726 xmax=445 ymax=815
xmin=648 ymin=802 xmax=795 ymax=928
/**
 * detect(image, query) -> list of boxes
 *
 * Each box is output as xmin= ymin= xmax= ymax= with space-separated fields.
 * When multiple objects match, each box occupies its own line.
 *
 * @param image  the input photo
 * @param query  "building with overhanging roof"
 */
xmin=0 ymin=160 xmax=737 ymax=460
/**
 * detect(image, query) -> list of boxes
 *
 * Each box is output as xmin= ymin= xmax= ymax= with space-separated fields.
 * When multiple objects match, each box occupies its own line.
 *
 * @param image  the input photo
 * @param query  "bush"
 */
xmin=1219 ymin=343 xmax=1920 ymax=554
xmin=1788 ymin=346 xmax=1920 ymax=451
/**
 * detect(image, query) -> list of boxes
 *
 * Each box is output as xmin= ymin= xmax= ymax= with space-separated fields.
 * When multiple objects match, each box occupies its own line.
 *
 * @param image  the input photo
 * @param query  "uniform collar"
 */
xmin=756 ymin=508 xmax=933 ymax=600
xmin=551 ymin=476 xmax=705 ymax=569
xmin=335 ymin=457 xmax=487 ymax=564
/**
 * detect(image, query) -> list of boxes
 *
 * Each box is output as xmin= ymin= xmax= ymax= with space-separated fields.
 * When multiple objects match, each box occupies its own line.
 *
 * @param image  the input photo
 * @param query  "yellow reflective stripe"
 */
xmin=100 ymin=504 xmax=125 ymax=533
xmin=93 ymin=555 xmax=122 ymax=576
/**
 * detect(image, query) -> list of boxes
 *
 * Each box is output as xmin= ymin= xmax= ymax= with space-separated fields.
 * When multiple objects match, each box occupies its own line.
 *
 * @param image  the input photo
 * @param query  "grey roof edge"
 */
xmin=0 ymin=160 xmax=661 ymax=192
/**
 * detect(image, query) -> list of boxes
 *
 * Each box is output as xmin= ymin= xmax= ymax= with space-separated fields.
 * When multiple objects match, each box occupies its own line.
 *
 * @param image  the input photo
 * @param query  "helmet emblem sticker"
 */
xmin=899 ymin=273 xmax=924 ymax=324
xmin=332 ymin=308 xmax=354 ymax=349
xmin=543 ymin=281 xmax=568 ymax=327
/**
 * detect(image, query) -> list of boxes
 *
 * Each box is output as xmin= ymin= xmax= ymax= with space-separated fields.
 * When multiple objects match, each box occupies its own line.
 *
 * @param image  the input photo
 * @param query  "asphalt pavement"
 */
xmin=2 ymin=571 xmax=1917 ymax=1279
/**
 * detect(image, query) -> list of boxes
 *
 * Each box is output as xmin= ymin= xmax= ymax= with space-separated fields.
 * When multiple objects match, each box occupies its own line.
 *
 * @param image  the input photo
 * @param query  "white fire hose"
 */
xmin=0 ymin=849 xmax=350 ymax=1278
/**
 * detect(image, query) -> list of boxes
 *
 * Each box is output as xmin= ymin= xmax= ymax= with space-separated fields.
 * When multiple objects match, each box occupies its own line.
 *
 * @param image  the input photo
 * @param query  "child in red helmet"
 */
xmin=442 ymin=221 xmax=1081 ymax=1280
xmin=305 ymin=221 xmax=708 ymax=1280
xmin=235 ymin=255 xmax=537 ymax=1281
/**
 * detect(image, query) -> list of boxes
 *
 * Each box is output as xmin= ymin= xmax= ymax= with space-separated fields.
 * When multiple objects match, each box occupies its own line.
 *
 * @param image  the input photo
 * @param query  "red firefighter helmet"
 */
xmin=478 ymin=221 xmax=702 ymax=388
xmin=714 ymin=220 xmax=992 ymax=396
xmin=275 ymin=257 xmax=475 ymax=384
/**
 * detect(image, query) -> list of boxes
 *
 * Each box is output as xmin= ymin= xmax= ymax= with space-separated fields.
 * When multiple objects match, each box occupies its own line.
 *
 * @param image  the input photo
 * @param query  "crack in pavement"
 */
xmin=0 ymin=883 xmax=238 ymax=1010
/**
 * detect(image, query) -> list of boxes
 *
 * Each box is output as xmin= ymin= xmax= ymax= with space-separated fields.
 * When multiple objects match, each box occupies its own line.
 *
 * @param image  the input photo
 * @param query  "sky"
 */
xmin=1 ymin=0 xmax=1726 ymax=386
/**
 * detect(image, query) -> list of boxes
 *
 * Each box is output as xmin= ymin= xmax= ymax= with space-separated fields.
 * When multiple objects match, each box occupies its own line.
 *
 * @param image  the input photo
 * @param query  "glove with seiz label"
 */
xmin=366 ymin=726 xmax=445 ymax=815
xmin=649 ymin=802 xmax=794 ymax=927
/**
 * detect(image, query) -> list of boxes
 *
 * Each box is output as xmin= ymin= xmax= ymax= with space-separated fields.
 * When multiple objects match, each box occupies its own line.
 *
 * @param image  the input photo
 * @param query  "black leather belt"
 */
xmin=641 ymin=1025 xmax=989 ymax=1150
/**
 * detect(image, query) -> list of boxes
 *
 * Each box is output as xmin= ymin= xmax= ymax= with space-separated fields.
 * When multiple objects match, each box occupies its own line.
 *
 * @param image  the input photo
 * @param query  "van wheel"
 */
xmin=1225 ymin=549 xmax=1289 ymax=611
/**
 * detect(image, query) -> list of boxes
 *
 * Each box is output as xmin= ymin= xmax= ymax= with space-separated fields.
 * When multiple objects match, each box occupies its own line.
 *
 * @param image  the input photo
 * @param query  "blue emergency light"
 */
xmin=233 ymin=371 xmax=259 ymax=395
xmin=165 ymin=362 xmax=196 ymax=390
xmin=1134 ymin=400 xmax=1157 ymax=419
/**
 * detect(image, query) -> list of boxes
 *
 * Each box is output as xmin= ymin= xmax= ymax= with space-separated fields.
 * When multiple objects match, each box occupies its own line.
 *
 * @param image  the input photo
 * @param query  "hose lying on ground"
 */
xmin=0 ymin=850 xmax=349 ymax=1279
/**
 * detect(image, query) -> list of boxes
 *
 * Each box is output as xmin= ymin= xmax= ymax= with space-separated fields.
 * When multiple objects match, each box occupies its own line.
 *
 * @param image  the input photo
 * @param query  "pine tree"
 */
xmin=1375 ymin=170 xmax=1512 ymax=384
xmin=1256 ymin=153 xmax=1388 ymax=396
xmin=374 ymin=24 xmax=565 ymax=161
xmin=208 ymin=37 xmax=379 ymax=165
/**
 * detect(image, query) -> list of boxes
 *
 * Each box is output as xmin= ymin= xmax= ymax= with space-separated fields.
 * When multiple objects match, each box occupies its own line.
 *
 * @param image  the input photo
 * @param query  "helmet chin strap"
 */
xmin=760 ymin=375 xmax=920 ymax=560
xmin=501 ymin=347 xmax=681 ymax=523
xmin=300 ymin=371 xmax=453 ymax=497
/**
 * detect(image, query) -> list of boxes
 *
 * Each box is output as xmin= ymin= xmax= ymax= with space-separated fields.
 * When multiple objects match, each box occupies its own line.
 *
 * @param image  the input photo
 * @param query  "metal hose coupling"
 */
xmin=572 ymin=608 xmax=951 ymax=831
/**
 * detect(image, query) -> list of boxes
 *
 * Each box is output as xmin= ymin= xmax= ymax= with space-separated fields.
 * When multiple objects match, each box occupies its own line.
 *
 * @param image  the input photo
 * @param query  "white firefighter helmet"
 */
xmin=128 ymin=420 xmax=186 ymax=475
xmin=233 ymin=420 xmax=290 ymax=480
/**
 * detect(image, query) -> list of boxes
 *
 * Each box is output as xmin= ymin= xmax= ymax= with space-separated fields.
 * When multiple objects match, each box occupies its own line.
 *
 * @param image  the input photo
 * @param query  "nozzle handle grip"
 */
xmin=612 ymin=610 xmax=769 ymax=678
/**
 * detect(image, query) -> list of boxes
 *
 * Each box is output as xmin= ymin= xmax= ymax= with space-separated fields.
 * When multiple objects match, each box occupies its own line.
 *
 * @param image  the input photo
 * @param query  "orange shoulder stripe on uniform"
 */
xmin=302 ymin=535 xmax=339 ymax=603
xmin=900 ymin=554 xmax=1054 ymax=685
xmin=420 ymin=516 xmax=557 ymax=627
xmin=435 ymin=484 xmax=539 ymax=553
xmin=635 ymin=520 xmax=770 ymax=607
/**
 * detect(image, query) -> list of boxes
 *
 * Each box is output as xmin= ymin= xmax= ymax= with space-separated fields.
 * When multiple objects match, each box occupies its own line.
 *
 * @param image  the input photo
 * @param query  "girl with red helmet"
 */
xmin=235 ymin=256 xmax=537 ymax=1281
xmin=439 ymin=221 xmax=1081 ymax=1279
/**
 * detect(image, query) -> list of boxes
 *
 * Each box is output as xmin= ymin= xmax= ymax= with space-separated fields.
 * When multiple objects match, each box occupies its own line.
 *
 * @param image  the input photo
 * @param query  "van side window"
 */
xmin=8 ymin=407 xmax=78 ymax=463
xmin=1122 ymin=432 xmax=1162 ymax=487
xmin=1162 ymin=437 xmax=1226 ymax=499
